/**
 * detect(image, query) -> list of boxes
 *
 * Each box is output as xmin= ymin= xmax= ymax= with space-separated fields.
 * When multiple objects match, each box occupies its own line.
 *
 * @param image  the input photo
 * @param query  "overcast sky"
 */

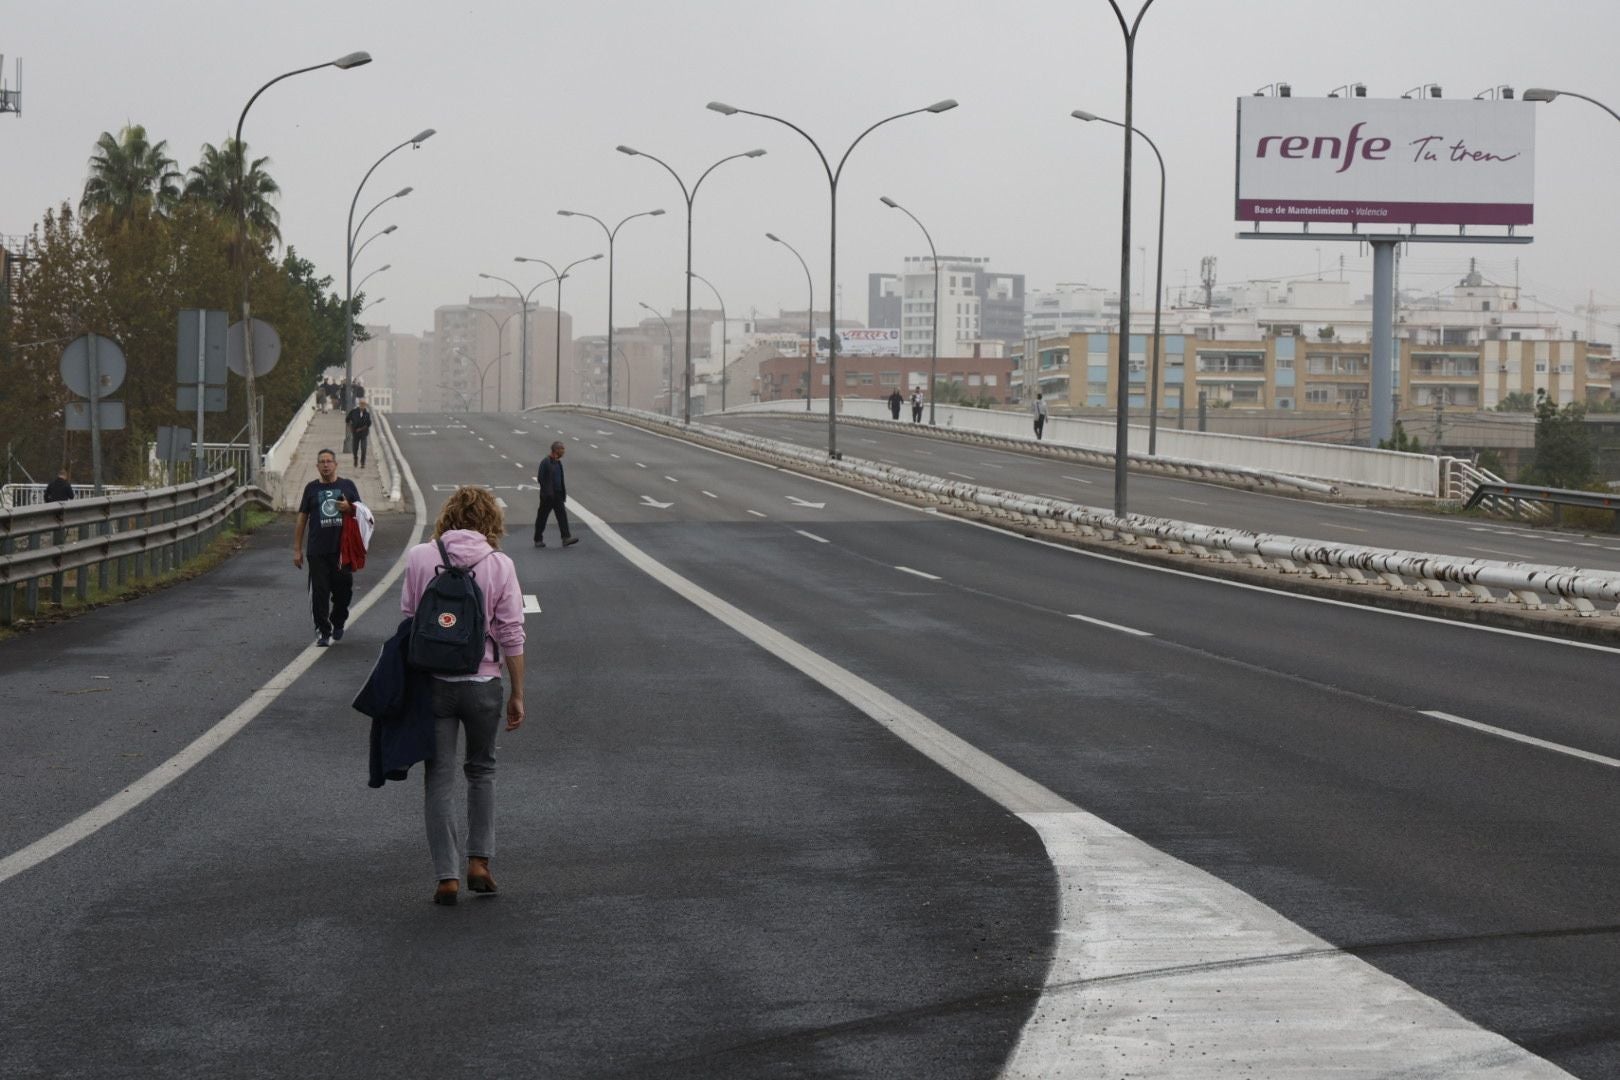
xmin=7 ymin=0 xmax=1619 ymax=339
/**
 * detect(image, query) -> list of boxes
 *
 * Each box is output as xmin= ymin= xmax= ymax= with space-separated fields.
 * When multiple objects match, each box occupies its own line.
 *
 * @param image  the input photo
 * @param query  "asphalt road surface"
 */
xmin=2 ymin=406 xmax=1616 ymax=1079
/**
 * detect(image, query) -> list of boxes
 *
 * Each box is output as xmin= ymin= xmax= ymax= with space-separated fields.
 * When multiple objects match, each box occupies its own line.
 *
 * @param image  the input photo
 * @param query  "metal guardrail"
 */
xmin=1465 ymin=481 xmax=1620 ymax=527
xmin=0 ymin=483 xmax=143 ymax=510
xmin=0 ymin=470 xmax=274 ymax=625
xmin=573 ymin=405 xmax=1620 ymax=623
xmin=374 ymin=411 xmax=404 ymax=508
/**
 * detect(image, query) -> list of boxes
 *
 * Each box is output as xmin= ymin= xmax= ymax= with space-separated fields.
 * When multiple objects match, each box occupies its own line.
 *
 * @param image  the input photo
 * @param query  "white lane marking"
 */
xmin=499 ymin=454 xmax=509 ymax=460
xmin=1067 ymin=612 xmax=1153 ymax=637
xmin=915 ymin=450 xmax=933 ymax=456
xmin=746 ymin=509 xmax=768 ymax=518
xmin=1575 ymin=542 xmax=1603 ymax=549
xmin=895 ymin=565 xmax=940 ymax=581
xmin=522 ymin=594 xmax=542 ymax=615
xmin=590 ymin=443 xmax=599 ymax=449
xmin=1171 ymin=497 xmax=1209 ymax=506
xmin=495 ymin=497 xmax=508 ymax=509
xmin=1317 ymin=522 xmax=1367 ymax=532
xmin=949 ymin=471 xmax=976 ymax=480
xmin=635 ymin=462 xmax=647 ymax=469
xmin=980 ymin=462 xmax=1005 ymax=469
xmin=639 ymin=495 xmax=673 ymax=509
xmin=513 ymin=462 xmax=524 ymax=468
xmin=563 ymin=496 xmax=1569 ymax=1080
xmin=664 ymin=475 xmax=679 ymax=483
xmin=1420 ymin=711 xmax=1620 ymax=769
xmin=1466 ymin=546 xmax=1533 ymax=559
xmin=702 ymin=490 xmax=718 ymax=499
xmin=0 ymin=411 xmax=435 ymax=888
xmin=785 ymin=495 xmax=826 ymax=509
xmin=796 ymin=530 xmax=829 ymax=544
xmin=611 ymin=453 xmax=621 ymax=459
xmin=1061 ymin=475 xmax=1095 ymax=485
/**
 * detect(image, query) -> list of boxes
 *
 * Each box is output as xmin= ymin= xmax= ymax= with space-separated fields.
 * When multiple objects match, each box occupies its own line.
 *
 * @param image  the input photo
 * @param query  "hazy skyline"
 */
xmin=6 ymin=0 xmax=1619 ymax=341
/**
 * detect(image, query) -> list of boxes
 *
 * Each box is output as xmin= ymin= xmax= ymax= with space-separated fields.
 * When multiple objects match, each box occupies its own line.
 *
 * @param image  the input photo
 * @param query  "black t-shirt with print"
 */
xmin=299 ymin=478 xmax=362 ymax=556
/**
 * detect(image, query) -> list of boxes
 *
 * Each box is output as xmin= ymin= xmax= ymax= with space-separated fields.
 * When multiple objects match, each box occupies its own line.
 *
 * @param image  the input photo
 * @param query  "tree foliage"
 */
xmin=1493 ymin=391 xmax=1537 ymax=413
xmin=1525 ymin=391 xmax=1593 ymax=489
xmin=80 ymin=125 xmax=183 ymax=227
xmin=185 ymin=138 xmax=282 ymax=250
xmin=1378 ymin=421 xmax=1423 ymax=452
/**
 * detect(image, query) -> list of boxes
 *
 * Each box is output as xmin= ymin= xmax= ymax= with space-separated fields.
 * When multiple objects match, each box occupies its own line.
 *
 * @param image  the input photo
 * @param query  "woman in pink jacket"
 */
xmin=400 ymin=486 xmax=527 ymax=906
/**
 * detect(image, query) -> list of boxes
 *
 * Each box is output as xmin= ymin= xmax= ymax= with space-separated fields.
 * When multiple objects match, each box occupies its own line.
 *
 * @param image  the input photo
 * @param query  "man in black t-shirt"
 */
xmin=293 ymin=449 xmax=362 ymax=646
xmin=43 ymin=470 xmax=75 ymax=503
xmin=345 ymin=399 xmax=373 ymax=468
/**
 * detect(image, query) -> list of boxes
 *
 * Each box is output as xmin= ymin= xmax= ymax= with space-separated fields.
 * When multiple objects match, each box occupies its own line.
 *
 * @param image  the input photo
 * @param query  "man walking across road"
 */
xmin=1032 ymin=392 xmax=1048 ymax=441
xmin=887 ymin=387 xmax=903 ymax=421
xmin=346 ymin=398 xmax=373 ymax=469
xmin=534 ymin=440 xmax=577 ymax=548
xmin=910 ymin=388 xmax=924 ymax=423
xmin=293 ymin=449 xmax=362 ymax=646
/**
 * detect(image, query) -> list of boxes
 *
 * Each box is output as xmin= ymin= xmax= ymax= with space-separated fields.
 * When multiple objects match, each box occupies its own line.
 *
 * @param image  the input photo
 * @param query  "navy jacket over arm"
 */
xmin=353 ymin=617 xmax=438 ymax=788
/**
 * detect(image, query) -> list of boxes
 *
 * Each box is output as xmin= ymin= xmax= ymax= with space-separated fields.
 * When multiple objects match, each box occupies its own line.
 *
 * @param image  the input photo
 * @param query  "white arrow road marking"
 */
xmin=640 ymin=495 xmax=674 ymax=509
xmin=785 ymin=496 xmax=826 ymax=509
xmin=522 ymin=594 xmax=542 ymax=615
xmin=1067 ymin=613 xmax=1153 ymax=637
xmin=495 ymin=497 xmax=508 ymax=509
xmin=746 ymin=509 xmax=767 ymax=518
xmin=702 ymin=490 xmax=718 ymax=499
xmin=895 ymin=566 xmax=940 ymax=580
xmin=796 ymin=530 xmax=829 ymax=543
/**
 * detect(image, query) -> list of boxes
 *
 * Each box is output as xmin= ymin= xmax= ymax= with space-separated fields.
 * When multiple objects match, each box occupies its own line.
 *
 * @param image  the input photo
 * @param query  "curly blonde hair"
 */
xmin=433 ymin=486 xmax=505 ymax=547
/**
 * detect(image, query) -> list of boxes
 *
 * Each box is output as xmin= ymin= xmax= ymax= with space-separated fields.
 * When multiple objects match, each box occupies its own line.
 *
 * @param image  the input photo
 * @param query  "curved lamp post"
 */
xmin=1524 ymin=87 xmax=1620 ymax=123
xmin=233 ymin=49 xmax=372 ymax=480
xmin=1100 ymin=0 xmax=1158 ymax=516
xmin=479 ymin=270 xmax=565 ymax=410
xmin=1073 ymin=108 xmax=1167 ymax=454
xmin=461 ymin=295 xmax=532 ymax=414
xmin=639 ymin=302 xmax=676 ymax=416
xmin=351 ymin=223 xmax=396 ymax=267
xmin=354 ymin=186 xmax=410 ymax=251
xmin=617 ymin=145 xmax=765 ymax=424
xmin=766 ymin=232 xmax=815 ymax=410
xmin=557 ymin=208 xmax=665 ymax=410
xmin=877 ymin=196 xmax=940 ymax=424
xmin=512 ymin=254 xmax=604 ymax=405
xmin=344 ymin=127 xmax=435 ymax=413
xmin=450 ymin=348 xmax=502 ymax=413
xmin=688 ymin=271 xmax=727 ymax=413
xmin=709 ymin=97 xmax=958 ymax=458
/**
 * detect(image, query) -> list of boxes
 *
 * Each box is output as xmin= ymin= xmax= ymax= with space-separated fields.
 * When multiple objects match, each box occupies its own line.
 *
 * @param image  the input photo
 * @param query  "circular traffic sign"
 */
xmin=226 ymin=318 xmax=282 ymax=377
xmin=59 ymin=334 xmax=127 ymax=398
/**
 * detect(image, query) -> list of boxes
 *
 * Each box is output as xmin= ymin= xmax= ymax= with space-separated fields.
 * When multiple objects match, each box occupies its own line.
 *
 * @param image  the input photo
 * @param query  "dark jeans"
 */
xmin=535 ymin=496 xmax=571 ymax=541
xmin=1034 ymin=416 xmax=1046 ymax=440
xmin=352 ymin=432 xmax=370 ymax=468
xmin=307 ymin=552 xmax=353 ymax=636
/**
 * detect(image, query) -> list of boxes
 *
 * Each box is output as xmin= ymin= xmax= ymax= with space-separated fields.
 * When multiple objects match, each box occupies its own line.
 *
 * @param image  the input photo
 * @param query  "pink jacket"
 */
xmin=400 ymin=529 xmax=525 ymax=677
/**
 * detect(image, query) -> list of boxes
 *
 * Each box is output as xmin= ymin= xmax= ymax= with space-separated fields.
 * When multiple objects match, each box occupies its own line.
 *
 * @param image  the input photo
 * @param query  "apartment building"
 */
xmin=869 ymin=257 xmax=1024 ymax=359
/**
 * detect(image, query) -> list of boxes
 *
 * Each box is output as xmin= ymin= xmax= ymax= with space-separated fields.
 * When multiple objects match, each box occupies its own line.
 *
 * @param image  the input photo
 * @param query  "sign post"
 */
xmin=60 ymin=333 xmax=127 ymax=495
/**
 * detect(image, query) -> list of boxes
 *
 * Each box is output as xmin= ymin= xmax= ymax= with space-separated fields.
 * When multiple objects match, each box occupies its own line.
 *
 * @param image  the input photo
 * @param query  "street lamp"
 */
xmin=1100 ymin=0 xmax=1158 ymax=518
xmin=1524 ymin=87 xmax=1620 ymax=124
xmin=557 ymin=208 xmax=665 ymax=410
xmin=463 ymin=295 xmax=535 ymax=414
xmin=709 ymin=97 xmax=958 ymax=459
xmin=617 ymin=144 xmax=766 ymax=424
xmin=688 ymin=271 xmax=727 ymax=414
xmin=877 ymin=196 xmax=940 ymax=425
xmin=512 ymin=254 xmax=604 ymax=405
xmin=344 ymin=127 xmax=435 ymax=413
xmin=1073 ymin=108 xmax=1167 ymax=455
xmin=351 ymin=223 xmax=396 ymax=266
xmin=232 ymin=49 xmax=372 ymax=480
xmin=479 ymin=271 xmax=563 ymax=411
xmin=451 ymin=347 xmax=503 ymax=413
xmin=765 ymin=232 xmax=815 ymax=411
xmin=639 ymin=302 xmax=676 ymax=416
xmin=354 ymin=186 xmax=411 ymax=250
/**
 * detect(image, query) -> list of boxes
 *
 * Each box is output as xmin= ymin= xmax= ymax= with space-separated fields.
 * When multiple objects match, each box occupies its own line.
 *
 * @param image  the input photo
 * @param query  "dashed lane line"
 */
xmin=1067 ymin=612 xmax=1153 ymax=637
xmin=895 ymin=566 xmax=941 ymax=581
xmin=1421 ymin=710 xmax=1620 ymax=769
xmin=702 ymin=490 xmax=718 ymax=499
xmin=747 ymin=509 xmax=768 ymax=518
xmin=796 ymin=530 xmax=830 ymax=543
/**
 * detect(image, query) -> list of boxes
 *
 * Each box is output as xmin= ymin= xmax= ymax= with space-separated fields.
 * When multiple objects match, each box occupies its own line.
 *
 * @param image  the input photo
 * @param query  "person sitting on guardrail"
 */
xmin=43 ymin=470 xmax=74 ymax=503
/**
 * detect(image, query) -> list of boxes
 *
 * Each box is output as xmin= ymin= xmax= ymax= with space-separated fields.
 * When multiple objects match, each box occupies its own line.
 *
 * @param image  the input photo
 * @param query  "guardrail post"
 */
xmin=24 ymin=533 xmax=41 ymax=615
xmin=51 ymin=525 xmax=66 ymax=607
xmin=1 ymin=535 xmax=12 ymax=624
xmin=75 ymin=521 xmax=90 ymax=603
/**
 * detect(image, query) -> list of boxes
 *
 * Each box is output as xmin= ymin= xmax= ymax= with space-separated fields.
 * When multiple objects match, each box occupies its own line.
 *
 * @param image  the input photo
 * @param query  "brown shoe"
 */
xmin=432 ymin=879 xmax=459 ymax=906
xmin=466 ymin=858 xmax=498 ymax=894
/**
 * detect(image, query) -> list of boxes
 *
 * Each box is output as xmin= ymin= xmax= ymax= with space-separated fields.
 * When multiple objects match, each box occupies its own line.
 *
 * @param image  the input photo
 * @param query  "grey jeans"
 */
xmin=424 ymin=678 xmax=504 ymax=883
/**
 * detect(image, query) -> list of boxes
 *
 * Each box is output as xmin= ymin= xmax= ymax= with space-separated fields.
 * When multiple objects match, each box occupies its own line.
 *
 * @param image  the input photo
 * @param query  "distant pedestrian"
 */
xmin=400 ymin=485 xmax=526 ymax=906
xmin=346 ymin=398 xmax=373 ymax=468
xmin=293 ymin=449 xmax=362 ymax=646
xmin=1033 ymin=393 xmax=1048 ymax=440
xmin=43 ymin=470 xmax=75 ymax=503
xmin=910 ymin=388 xmax=924 ymax=423
xmin=888 ymin=387 xmax=903 ymax=420
xmin=534 ymin=441 xmax=577 ymax=547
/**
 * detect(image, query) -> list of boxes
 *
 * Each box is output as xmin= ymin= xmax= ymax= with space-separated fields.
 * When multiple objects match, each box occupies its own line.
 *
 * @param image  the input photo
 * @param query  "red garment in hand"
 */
xmin=340 ymin=514 xmax=367 ymax=572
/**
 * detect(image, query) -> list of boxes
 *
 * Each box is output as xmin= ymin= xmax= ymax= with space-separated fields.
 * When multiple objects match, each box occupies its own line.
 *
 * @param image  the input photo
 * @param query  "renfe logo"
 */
xmin=1255 ymin=122 xmax=1391 ymax=174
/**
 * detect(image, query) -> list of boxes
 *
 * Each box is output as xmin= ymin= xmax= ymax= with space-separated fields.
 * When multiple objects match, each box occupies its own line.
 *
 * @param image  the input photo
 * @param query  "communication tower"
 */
xmin=0 ymin=56 xmax=20 ymax=117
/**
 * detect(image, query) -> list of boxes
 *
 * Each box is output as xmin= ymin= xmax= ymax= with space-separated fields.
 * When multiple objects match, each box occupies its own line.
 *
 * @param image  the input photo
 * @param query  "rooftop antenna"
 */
xmin=0 ymin=56 xmax=19 ymax=117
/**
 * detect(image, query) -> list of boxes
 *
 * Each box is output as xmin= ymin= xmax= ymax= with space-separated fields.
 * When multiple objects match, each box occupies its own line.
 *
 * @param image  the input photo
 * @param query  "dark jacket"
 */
xmin=43 ymin=478 xmax=75 ymax=503
xmin=346 ymin=406 xmax=373 ymax=437
xmin=538 ymin=456 xmax=566 ymax=501
xmin=353 ymin=617 xmax=437 ymax=788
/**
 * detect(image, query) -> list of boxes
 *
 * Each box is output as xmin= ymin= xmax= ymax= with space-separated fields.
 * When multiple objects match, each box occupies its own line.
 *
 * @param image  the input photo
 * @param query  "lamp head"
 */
xmin=478 ymin=272 xmax=493 ymax=279
xmin=926 ymin=99 xmax=959 ymax=113
xmin=745 ymin=148 xmax=767 ymax=158
xmin=1071 ymin=109 xmax=1099 ymax=122
xmin=649 ymin=209 xmax=666 ymax=216
xmin=376 ymin=264 xmax=391 ymax=272
xmin=381 ymin=224 xmax=397 ymax=234
xmin=333 ymin=51 xmax=372 ymax=70
xmin=617 ymin=145 xmax=640 ymax=156
xmin=765 ymin=232 xmax=781 ymax=242
xmin=394 ymin=186 xmax=413 ymax=198
xmin=879 ymin=196 xmax=899 ymax=209
xmin=1523 ymin=88 xmax=1559 ymax=102
xmin=588 ymin=253 xmax=604 ymax=261
xmin=410 ymin=128 xmax=436 ymax=145
xmin=707 ymin=101 xmax=740 ymax=115
xmin=513 ymin=257 xmax=530 ymax=264
xmin=557 ymin=209 xmax=575 ymax=217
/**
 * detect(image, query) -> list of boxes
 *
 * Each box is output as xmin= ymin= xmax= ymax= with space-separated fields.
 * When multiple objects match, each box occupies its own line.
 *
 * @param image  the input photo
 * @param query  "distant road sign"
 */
xmin=176 ymin=385 xmax=228 ymax=413
xmin=156 ymin=426 xmax=194 ymax=462
xmin=65 ymin=400 xmax=126 ymax=431
xmin=226 ymin=318 xmax=281 ymax=377
xmin=60 ymin=334 xmax=127 ymax=398
xmin=177 ymin=309 xmax=228 ymax=386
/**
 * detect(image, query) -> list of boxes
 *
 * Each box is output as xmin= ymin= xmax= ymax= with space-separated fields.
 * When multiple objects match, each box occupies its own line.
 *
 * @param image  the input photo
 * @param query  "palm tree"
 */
xmin=184 ymin=138 xmax=282 ymax=250
xmin=79 ymin=124 xmax=183 ymax=226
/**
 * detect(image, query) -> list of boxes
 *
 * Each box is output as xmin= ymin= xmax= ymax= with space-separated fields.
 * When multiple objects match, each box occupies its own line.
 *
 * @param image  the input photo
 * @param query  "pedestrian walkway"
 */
xmin=277 ymin=410 xmax=392 ymax=510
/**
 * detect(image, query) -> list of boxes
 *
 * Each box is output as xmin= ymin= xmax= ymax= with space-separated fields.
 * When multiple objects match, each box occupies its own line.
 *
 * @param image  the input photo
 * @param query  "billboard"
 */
xmin=1235 ymin=98 xmax=1534 ymax=227
xmin=816 ymin=327 xmax=901 ymax=358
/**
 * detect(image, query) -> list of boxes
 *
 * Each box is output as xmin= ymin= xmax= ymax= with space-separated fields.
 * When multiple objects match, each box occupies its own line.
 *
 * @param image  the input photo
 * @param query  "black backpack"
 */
xmin=408 ymin=537 xmax=495 ymax=675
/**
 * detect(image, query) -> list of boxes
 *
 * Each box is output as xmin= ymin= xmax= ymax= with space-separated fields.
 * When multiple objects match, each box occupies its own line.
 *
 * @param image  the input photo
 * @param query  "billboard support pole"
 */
xmin=1369 ymin=239 xmax=1396 ymax=447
